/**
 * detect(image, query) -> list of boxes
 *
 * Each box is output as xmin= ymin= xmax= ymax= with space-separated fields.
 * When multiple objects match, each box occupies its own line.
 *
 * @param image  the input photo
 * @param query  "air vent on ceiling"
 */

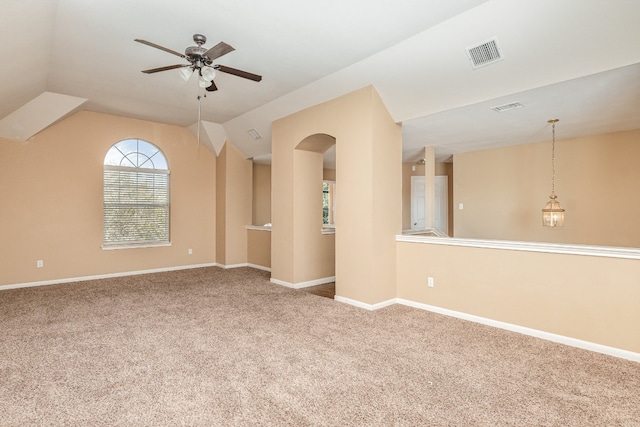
xmin=247 ymin=128 xmax=262 ymax=140
xmin=466 ymin=37 xmax=503 ymax=69
xmin=491 ymin=102 xmax=524 ymax=113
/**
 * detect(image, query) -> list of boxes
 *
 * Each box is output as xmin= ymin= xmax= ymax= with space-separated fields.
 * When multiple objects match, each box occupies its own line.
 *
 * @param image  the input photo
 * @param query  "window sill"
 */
xmin=322 ymin=227 xmax=335 ymax=235
xmin=246 ymin=225 xmax=272 ymax=231
xmin=102 ymin=242 xmax=172 ymax=250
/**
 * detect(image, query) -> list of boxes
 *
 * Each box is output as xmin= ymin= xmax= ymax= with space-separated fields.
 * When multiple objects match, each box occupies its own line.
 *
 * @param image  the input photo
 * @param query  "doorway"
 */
xmin=410 ymin=176 xmax=425 ymax=229
xmin=411 ymin=175 xmax=448 ymax=234
xmin=302 ymin=282 xmax=336 ymax=299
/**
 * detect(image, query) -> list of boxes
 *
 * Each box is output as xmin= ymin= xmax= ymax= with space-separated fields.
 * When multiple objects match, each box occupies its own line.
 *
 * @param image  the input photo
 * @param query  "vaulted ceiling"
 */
xmin=1 ymin=0 xmax=639 ymax=163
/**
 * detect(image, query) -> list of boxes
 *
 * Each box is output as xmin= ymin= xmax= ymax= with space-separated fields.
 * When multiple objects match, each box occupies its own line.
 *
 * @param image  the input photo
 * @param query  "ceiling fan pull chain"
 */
xmin=197 ymin=94 xmax=201 ymax=149
xmin=195 ymin=92 xmax=208 ymax=151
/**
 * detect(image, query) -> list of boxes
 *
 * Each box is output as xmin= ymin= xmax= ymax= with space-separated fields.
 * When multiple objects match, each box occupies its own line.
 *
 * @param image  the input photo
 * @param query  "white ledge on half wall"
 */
xmin=396 ymin=235 xmax=640 ymax=260
xmin=401 ymin=228 xmax=448 ymax=237
xmin=246 ymin=225 xmax=272 ymax=231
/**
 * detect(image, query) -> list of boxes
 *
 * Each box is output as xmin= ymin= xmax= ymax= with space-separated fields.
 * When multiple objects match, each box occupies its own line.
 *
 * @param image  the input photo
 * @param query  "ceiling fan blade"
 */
xmin=135 ymin=39 xmax=186 ymax=59
xmin=203 ymin=41 xmax=235 ymax=61
xmin=206 ymin=80 xmax=218 ymax=92
xmin=214 ymin=65 xmax=262 ymax=82
xmin=141 ymin=64 xmax=190 ymax=74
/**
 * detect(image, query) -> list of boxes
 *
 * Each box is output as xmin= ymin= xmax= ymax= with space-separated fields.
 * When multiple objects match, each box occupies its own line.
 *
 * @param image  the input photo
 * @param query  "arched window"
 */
xmin=103 ymin=139 xmax=170 ymax=247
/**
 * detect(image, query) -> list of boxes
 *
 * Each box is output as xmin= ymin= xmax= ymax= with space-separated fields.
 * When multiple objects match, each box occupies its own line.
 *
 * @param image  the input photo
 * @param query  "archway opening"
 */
xmin=294 ymin=133 xmax=337 ymax=298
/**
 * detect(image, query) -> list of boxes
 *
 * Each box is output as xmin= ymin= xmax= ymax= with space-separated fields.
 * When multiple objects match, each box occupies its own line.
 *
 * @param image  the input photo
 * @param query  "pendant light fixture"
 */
xmin=542 ymin=119 xmax=565 ymax=227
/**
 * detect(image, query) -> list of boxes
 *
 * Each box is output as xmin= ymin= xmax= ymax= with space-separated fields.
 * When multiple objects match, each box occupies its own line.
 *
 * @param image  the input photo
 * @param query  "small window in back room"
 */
xmin=323 ymin=180 xmax=336 ymax=227
xmin=103 ymin=139 xmax=170 ymax=248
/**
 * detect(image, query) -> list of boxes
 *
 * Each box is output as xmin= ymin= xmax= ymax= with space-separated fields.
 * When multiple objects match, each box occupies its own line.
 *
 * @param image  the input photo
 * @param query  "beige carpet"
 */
xmin=1 ymin=267 xmax=638 ymax=426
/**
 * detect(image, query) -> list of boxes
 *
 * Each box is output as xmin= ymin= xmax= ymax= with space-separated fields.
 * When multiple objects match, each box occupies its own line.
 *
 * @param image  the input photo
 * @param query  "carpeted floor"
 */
xmin=1 ymin=266 xmax=639 ymax=426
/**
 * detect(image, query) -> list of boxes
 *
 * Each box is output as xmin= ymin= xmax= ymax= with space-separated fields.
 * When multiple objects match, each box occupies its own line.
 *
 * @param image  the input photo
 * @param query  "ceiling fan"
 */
xmin=134 ymin=34 xmax=262 ymax=92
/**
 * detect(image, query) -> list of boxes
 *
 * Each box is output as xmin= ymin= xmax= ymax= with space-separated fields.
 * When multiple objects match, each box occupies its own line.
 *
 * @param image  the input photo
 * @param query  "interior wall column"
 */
xmin=215 ymin=142 xmax=252 ymax=267
xmin=271 ymin=86 xmax=401 ymax=305
xmin=423 ymin=146 xmax=435 ymax=229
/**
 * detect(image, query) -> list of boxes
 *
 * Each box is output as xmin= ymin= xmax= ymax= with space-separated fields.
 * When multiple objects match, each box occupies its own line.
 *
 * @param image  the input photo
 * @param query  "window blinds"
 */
xmin=103 ymin=167 xmax=169 ymax=246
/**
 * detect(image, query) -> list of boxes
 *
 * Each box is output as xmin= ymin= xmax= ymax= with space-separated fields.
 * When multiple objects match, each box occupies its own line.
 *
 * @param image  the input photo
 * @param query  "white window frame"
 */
xmin=322 ymin=180 xmax=336 ymax=231
xmin=102 ymin=139 xmax=170 ymax=249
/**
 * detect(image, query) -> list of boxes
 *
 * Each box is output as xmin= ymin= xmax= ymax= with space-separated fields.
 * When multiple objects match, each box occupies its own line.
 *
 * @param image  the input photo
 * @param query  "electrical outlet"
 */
xmin=188 ymin=249 xmax=193 ymax=255
xmin=427 ymin=277 xmax=434 ymax=287
xmin=37 ymin=260 xmax=44 ymax=268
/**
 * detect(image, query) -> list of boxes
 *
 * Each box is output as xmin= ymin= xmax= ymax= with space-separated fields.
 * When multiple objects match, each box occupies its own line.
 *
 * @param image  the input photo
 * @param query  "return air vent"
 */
xmin=247 ymin=128 xmax=262 ymax=140
xmin=491 ymin=102 xmax=524 ymax=113
xmin=466 ymin=37 xmax=503 ymax=69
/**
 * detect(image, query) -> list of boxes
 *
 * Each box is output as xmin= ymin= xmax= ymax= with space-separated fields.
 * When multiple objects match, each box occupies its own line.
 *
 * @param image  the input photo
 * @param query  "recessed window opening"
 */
xmin=323 ymin=180 xmax=336 ymax=227
xmin=103 ymin=139 xmax=170 ymax=248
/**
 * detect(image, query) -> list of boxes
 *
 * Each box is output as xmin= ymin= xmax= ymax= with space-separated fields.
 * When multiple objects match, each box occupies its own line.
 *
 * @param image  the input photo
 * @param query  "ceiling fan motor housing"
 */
xmin=185 ymin=46 xmax=212 ymax=67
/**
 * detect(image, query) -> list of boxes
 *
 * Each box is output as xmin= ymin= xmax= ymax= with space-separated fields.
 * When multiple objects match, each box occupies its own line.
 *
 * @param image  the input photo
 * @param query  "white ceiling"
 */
xmin=1 ymin=0 xmax=639 ymax=163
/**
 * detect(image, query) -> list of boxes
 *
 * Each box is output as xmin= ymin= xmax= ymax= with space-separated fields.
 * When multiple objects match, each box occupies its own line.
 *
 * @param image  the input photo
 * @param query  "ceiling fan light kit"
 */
xmin=135 ymin=33 xmax=262 ymax=92
xmin=200 ymin=67 xmax=216 ymax=82
xmin=178 ymin=67 xmax=193 ymax=81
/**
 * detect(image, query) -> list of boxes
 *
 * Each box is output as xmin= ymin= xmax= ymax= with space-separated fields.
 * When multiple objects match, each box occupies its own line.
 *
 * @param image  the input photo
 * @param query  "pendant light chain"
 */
xmin=196 ymin=91 xmax=207 ymax=150
xmin=197 ymin=94 xmax=201 ymax=145
xmin=550 ymin=119 xmax=556 ymax=196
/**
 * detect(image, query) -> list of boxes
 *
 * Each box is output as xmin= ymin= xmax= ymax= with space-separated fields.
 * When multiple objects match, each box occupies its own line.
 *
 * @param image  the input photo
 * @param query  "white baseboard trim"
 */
xmin=270 ymin=276 xmax=335 ymax=289
xmin=0 ymin=263 xmax=219 ymax=292
xmin=247 ymin=263 xmax=271 ymax=272
xmin=396 ymin=298 xmax=640 ymax=363
xmin=334 ymin=295 xmax=396 ymax=311
xmin=269 ymin=278 xmax=296 ymax=288
xmin=214 ymin=262 xmax=250 ymax=269
xmin=215 ymin=262 xmax=270 ymax=271
xmin=333 ymin=294 xmax=640 ymax=362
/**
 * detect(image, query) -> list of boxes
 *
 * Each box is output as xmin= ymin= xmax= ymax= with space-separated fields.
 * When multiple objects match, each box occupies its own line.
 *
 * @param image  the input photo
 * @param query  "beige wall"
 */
xmin=247 ymin=229 xmax=271 ymax=269
xmin=216 ymin=142 xmax=252 ymax=266
xmin=454 ymin=129 xmax=640 ymax=247
xmin=252 ymin=163 xmax=271 ymax=226
xmin=0 ymin=111 xmax=216 ymax=286
xmin=366 ymin=94 xmax=402 ymax=303
xmin=272 ymin=86 xmax=401 ymax=302
xmin=249 ymin=162 xmax=335 ymax=276
xmin=396 ymin=241 xmax=640 ymax=353
xmin=323 ymin=168 xmax=336 ymax=181
xmin=402 ymin=163 xmax=424 ymax=230
xmin=216 ymin=143 xmax=227 ymax=264
xmin=293 ymin=147 xmax=333 ymax=282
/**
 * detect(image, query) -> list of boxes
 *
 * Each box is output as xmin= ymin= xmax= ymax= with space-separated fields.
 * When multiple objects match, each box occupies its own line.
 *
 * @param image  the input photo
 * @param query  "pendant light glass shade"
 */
xmin=542 ymin=194 xmax=564 ymax=227
xmin=179 ymin=68 xmax=193 ymax=81
xmin=542 ymin=119 xmax=564 ymax=227
xmin=200 ymin=66 xmax=216 ymax=82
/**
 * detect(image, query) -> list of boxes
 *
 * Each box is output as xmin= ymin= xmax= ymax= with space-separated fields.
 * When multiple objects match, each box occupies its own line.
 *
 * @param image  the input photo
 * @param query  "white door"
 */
xmin=411 ymin=175 xmax=448 ymax=233
xmin=434 ymin=176 xmax=448 ymax=235
xmin=410 ymin=176 xmax=425 ymax=230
